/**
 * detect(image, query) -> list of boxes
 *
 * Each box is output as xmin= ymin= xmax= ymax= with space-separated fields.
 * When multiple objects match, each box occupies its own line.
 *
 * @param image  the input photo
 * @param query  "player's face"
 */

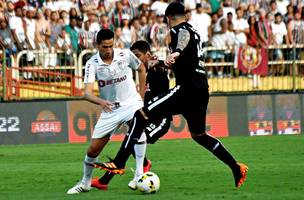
xmin=132 ymin=49 xmax=147 ymax=65
xmin=99 ymin=39 xmax=114 ymax=60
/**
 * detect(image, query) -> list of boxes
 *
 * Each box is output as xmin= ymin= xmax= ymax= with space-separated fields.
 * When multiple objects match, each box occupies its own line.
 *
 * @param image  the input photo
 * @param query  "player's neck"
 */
xmin=171 ymin=18 xmax=186 ymax=28
xmin=100 ymin=53 xmax=113 ymax=65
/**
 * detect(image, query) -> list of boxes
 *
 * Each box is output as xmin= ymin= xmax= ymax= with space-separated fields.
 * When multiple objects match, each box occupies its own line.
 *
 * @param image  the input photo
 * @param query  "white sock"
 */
xmin=134 ymin=143 xmax=147 ymax=181
xmin=81 ymin=155 xmax=97 ymax=186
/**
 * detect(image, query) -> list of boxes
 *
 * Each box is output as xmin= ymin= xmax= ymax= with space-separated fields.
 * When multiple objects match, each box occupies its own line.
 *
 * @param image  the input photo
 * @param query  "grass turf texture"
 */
xmin=0 ymin=135 xmax=303 ymax=200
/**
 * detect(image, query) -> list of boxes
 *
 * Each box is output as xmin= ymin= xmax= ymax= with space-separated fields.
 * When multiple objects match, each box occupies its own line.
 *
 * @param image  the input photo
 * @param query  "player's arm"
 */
xmin=137 ymin=62 xmax=146 ymax=99
xmin=165 ymin=28 xmax=190 ymax=66
xmin=129 ymin=50 xmax=146 ymax=99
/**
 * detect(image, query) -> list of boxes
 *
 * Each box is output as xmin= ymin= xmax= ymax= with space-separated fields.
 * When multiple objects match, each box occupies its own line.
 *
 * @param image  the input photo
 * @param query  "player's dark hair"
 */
xmin=165 ymin=2 xmax=185 ymax=17
xmin=130 ymin=40 xmax=151 ymax=53
xmin=96 ymin=29 xmax=114 ymax=44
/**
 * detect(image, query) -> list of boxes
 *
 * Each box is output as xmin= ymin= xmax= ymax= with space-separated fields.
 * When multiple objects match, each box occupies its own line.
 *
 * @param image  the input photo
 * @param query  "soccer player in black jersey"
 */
xmin=96 ymin=2 xmax=248 ymax=189
xmin=91 ymin=40 xmax=172 ymax=190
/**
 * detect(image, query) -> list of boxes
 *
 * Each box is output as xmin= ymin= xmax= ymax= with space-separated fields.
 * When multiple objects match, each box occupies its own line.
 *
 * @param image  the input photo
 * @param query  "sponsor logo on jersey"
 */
xmin=98 ymin=75 xmax=127 ymax=87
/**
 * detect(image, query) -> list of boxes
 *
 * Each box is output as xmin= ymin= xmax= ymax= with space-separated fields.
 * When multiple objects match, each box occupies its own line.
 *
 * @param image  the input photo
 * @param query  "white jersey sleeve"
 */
xmin=126 ymin=49 xmax=142 ymax=70
xmin=84 ymin=59 xmax=96 ymax=83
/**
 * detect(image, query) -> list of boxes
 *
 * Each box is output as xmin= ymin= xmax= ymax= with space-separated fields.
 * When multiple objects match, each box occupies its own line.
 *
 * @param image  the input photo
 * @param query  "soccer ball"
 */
xmin=136 ymin=172 xmax=160 ymax=194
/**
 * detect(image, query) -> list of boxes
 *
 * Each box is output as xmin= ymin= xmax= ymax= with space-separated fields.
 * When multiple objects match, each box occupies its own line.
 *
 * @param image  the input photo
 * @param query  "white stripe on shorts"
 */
xmin=124 ymin=117 xmax=137 ymax=148
xmin=147 ymin=85 xmax=180 ymax=111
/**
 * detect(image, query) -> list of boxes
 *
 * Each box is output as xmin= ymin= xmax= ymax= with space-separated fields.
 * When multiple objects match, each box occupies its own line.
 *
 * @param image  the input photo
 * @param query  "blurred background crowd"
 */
xmin=0 ymin=0 xmax=304 ymax=75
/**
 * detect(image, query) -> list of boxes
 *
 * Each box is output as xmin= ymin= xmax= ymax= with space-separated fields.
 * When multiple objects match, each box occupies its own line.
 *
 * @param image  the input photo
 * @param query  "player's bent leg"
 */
xmin=191 ymin=132 xmax=248 ymax=187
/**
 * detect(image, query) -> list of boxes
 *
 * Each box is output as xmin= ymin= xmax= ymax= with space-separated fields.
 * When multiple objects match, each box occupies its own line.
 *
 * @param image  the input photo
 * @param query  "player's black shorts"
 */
xmin=143 ymin=85 xmax=209 ymax=135
xmin=144 ymin=116 xmax=172 ymax=144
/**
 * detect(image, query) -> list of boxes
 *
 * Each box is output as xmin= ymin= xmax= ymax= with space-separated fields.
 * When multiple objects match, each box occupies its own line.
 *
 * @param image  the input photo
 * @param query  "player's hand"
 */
xmin=99 ymin=99 xmax=113 ymax=113
xmin=165 ymin=52 xmax=180 ymax=66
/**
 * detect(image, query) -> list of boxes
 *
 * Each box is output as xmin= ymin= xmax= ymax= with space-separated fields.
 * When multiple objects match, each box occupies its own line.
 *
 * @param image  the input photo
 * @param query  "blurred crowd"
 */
xmin=0 ymin=0 xmax=304 ymax=75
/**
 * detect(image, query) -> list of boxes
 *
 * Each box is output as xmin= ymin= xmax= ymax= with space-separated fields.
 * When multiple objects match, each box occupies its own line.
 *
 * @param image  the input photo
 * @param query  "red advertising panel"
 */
xmin=275 ymin=94 xmax=301 ymax=135
xmin=67 ymin=101 xmax=101 ymax=143
xmin=67 ymin=97 xmax=229 ymax=143
xmin=248 ymin=95 xmax=273 ymax=136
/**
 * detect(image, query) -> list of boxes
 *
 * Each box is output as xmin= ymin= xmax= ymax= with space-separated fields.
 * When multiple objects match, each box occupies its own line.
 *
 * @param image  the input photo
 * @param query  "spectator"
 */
xmin=267 ymin=12 xmax=275 ymax=24
xmin=78 ymin=20 xmax=95 ymax=50
xmin=59 ymin=10 xmax=69 ymax=25
xmin=120 ymin=14 xmax=132 ymax=48
xmin=150 ymin=0 xmax=168 ymax=16
xmin=284 ymin=4 xmax=294 ymax=24
xmin=287 ymin=10 xmax=304 ymax=75
xmin=65 ymin=17 xmax=79 ymax=53
xmin=271 ymin=12 xmax=289 ymax=76
xmin=201 ymin=0 xmax=212 ymax=14
xmin=150 ymin=14 xmax=168 ymax=51
xmin=114 ymin=27 xmax=125 ymax=49
xmin=88 ymin=11 xmax=100 ymax=33
xmin=0 ymin=18 xmax=17 ymax=67
xmin=246 ymin=4 xmax=257 ymax=18
xmin=9 ymin=6 xmax=28 ymax=51
xmin=6 ymin=1 xmax=16 ymax=18
xmin=78 ymin=0 xmax=99 ymax=14
xmin=209 ymin=18 xmax=233 ymax=78
xmin=109 ymin=0 xmax=124 ymax=28
xmin=277 ymin=0 xmax=290 ymax=15
xmin=208 ymin=12 xmax=219 ymax=39
xmin=233 ymin=8 xmax=249 ymax=46
xmin=130 ymin=17 xmax=143 ymax=41
xmin=269 ymin=0 xmax=278 ymax=15
xmin=100 ymin=14 xmax=114 ymax=31
xmin=43 ymin=0 xmax=58 ymax=11
xmin=189 ymin=3 xmax=211 ymax=47
xmin=24 ymin=6 xmax=36 ymax=52
xmin=35 ymin=9 xmax=51 ymax=51
xmin=35 ymin=8 xmax=51 ymax=68
xmin=256 ymin=9 xmax=272 ymax=47
xmin=56 ymin=27 xmax=72 ymax=65
xmin=49 ymin=11 xmax=62 ymax=47
xmin=223 ymin=0 xmax=236 ymax=19
xmin=138 ymin=15 xmax=150 ymax=41
xmin=75 ymin=15 xmax=84 ymax=33
xmin=247 ymin=15 xmax=259 ymax=48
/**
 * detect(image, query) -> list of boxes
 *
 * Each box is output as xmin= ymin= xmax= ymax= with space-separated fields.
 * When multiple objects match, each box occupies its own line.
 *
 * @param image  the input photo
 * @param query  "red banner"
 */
xmin=238 ymin=46 xmax=268 ymax=75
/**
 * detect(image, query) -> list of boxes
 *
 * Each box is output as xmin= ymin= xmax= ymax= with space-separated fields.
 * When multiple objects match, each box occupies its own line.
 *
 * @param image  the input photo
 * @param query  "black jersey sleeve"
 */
xmin=170 ymin=27 xmax=190 ymax=53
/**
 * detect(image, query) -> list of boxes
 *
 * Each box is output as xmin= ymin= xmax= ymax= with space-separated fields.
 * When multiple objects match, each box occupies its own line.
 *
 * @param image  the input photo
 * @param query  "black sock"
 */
xmin=192 ymin=133 xmax=238 ymax=171
xmin=99 ymin=171 xmax=115 ymax=184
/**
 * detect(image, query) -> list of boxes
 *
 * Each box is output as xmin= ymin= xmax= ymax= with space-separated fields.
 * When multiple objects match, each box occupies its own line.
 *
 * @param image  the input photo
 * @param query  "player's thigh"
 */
xmin=92 ymin=112 xmax=123 ymax=139
xmin=183 ymin=88 xmax=209 ymax=134
xmin=145 ymin=116 xmax=172 ymax=144
xmin=144 ymin=86 xmax=182 ymax=118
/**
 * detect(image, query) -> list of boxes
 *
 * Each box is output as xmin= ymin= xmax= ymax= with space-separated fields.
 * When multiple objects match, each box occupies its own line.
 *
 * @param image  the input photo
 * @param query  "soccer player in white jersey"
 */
xmin=67 ymin=29 xmax=147 ymax=194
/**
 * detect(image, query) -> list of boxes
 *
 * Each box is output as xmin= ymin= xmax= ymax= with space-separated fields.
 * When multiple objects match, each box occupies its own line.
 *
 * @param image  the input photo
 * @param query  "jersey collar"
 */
xmin=97 ymin=48 xmax=120 ymax=66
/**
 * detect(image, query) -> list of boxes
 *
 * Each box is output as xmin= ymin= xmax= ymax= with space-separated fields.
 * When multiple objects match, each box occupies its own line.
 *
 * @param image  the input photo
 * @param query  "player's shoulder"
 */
xmin=171 ymin=22 xmax=192 ymax=34
xmin=86 ymin=53 xmax=100 ymax=66
xmin=114 ymin=48 xmax=133 ymax=60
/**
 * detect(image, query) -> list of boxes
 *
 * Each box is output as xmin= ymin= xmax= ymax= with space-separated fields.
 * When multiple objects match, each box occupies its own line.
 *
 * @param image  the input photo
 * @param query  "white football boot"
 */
xmin=67 ymin=182 xmax=91 ymax=194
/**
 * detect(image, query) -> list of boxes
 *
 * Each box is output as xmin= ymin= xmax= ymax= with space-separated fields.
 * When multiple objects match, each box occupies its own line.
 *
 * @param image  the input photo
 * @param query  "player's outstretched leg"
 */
xmin=233 ymin=162 xmax=248 ymax=188
xmin=191 ymin=132 xmax=248 ymax=187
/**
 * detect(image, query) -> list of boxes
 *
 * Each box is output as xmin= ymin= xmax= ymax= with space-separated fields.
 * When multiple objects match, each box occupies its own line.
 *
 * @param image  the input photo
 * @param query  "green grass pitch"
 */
xmin=0 ymin=135 xmax=303 ymax=200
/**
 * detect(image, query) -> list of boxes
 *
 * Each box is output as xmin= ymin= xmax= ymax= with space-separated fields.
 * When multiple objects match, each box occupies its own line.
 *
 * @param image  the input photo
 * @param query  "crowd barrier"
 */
xmin=1 ymin=44 xmax=304 ymax=100
xmin=0 ymin=93 xmax=302 ymax=145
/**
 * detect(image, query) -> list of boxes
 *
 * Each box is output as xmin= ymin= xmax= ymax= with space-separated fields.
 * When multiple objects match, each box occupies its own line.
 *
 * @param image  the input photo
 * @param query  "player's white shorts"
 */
xmin=92 ymin=99 xmax=143 ymax=139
